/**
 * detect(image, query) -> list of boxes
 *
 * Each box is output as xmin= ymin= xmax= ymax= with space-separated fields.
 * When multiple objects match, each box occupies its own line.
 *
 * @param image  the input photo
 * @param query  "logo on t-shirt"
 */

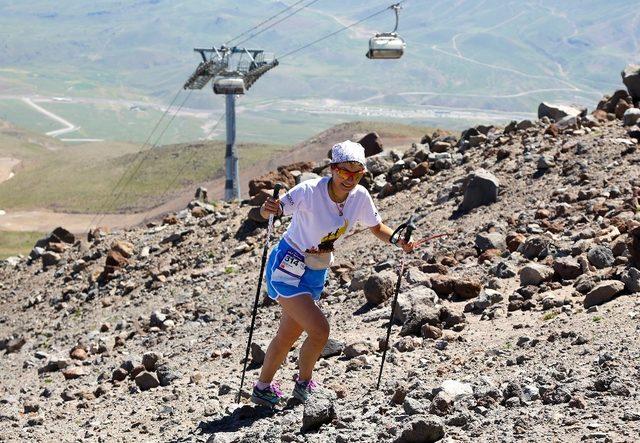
xmin=306 ymin=219 xmax=349 ymax=253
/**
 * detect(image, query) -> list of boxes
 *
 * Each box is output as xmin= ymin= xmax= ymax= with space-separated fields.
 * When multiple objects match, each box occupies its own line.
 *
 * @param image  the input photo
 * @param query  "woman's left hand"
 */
xmin=397 ymin=238 xmax=415 ymax=253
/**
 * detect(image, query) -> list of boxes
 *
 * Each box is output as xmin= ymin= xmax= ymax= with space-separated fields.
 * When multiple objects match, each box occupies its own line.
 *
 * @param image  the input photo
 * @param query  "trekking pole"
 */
xmin=376 ymin=214 xmax=416 ymax=390
xmin=236 ymin=183 xmax=283 ymax=403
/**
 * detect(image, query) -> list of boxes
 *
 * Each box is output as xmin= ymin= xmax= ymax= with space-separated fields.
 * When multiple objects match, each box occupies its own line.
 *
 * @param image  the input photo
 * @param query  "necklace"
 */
xmin=328 ymin=180 xmax=346 ymax=216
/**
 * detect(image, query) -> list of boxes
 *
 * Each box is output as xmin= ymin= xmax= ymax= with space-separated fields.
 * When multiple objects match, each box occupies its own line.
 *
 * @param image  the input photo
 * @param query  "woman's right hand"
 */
xmin=260 ymin=197 xmax=282 ymax=218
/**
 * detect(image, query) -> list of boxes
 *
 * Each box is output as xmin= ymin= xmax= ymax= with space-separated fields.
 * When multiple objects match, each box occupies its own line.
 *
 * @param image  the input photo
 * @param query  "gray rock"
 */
xmin=574 ymin=274 xmax=597 ymax=294
xmin=623 ymin=108 xmax=640 ymax=126
xmin=439 ymin=379 xmax=473 ymax=398
xmin=584 ymin=280 xmax=625 ymax=308
xmin=537 ymin=155 xmax=555 ymax=170
xmin=395 ymin=416 xmax=445 ymax=443
xmin=521 ymin=385 xmax=540 ymax=402
xmin=587 ymin=245 xmax=615 ymax=269
xmin=464 ymin=288 xmax=503 ymax=313
xmin=142 ymin=351 xmax=162 ymax=371
xmin=349 ymin=269 xmax=369 ymax=292
xmin=538 ymin=102 xmax=586 ymax=121
xmin=621 ymin=267 xmax=640 ymax=293
xmin=120 ymin=355 xmax=141 ymax=373
xmin=517 ymin=120 xmax=535 ymax=130
xmin=343 ymin=341 xmax=373 ymax=359
xmin=553 ymin=256 xmax=583 ymax=280
xmin=475 ymin=232 xmax=506 ymax=252
xmin=301 ymin=391 xmax=336 ymax=432
xmin=134 ymin=371 xmax=160 ymax=391
xmin=435 ymin=340 xmax=448 ymax=350
xmin=250 ymin=342 xmax=266 ymax=365
xmin=405 ymin=267 xmax=431 ymax=286
xmin=519 ymin=264 xmax=554 ymax=286
xmin=458 ymin=169 xmax=499 ymax=213
xmin=363 ymin=271 xmax=396 ymax=305
xmin=541 ymin=385 xmax=572 ymax=404
xmin=403 ymin=397 xmax=426 ymax=415
xmin=366 ymin=156 xmax=393 ymax=177
xmin=3 ymin=337 xmax=26 ymax=354
xmin=38 ymin=357 xmax=69 ymax=373
xmin=3 ymin=256 xmax=21 ymax=267
xmin=156 ymin=363 xmax=182 ymax=386
xmin=41 ymin=252 xmax=61 ymax=269
xmin=321 ymin=338 xmax=345 ymax=358
xmin=372 ymin=175 xmax=388 ymax=192
xmin=395 ymin=287 xmax=440 ymax=334
xmin=519 ymin=236 xmax=551 ymax=259
xmin=492 ymin=261 xmax=517 ymax=279
xmin=622 ymin=64 xmax=640 ymax=104
xmin=468 ymin=134 xmax=487 ymax=148
xmin=431 ymin=141 xmax=451 ymax=152
xmin=150 ymin=310 xmax=167 ymax=327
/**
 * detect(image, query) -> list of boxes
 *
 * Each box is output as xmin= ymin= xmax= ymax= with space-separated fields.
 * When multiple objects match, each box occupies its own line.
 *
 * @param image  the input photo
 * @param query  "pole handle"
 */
xmin=390 ymin=214 xmax=416 ymax=245
xmin=272 ymin=183 xmax=283 ymax=199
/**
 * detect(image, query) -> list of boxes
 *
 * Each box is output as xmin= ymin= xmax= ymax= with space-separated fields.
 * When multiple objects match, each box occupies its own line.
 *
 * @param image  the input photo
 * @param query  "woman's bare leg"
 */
xmin=258 ymin=310 xmax=304 ymax=383
xmin=277 ymin=294 xmax=329 ymax=381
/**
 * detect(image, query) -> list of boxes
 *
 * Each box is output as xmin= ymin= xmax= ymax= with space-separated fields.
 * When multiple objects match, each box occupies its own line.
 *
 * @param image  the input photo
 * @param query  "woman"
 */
xmin=253 ymin=140 xmax=413 ymax=407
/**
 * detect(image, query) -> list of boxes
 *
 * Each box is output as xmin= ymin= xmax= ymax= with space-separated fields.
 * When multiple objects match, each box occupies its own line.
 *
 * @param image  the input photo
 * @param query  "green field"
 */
xmin=0 ymin=117 xmax=441 ymax=214
xmin=0 ymin=137 xmax=288 ymax=213
xmin=0 ymin=231 xmax=44 ymax=259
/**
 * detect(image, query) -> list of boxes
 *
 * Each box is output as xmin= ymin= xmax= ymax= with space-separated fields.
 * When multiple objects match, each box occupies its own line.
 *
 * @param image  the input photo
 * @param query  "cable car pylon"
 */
xmin=184 ymin=46 xmax=278 ymax=201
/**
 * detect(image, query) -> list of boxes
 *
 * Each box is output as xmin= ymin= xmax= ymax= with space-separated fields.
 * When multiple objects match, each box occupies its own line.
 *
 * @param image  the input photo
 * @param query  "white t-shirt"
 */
xmin=280 ymin=177 xmax=382 ymax=255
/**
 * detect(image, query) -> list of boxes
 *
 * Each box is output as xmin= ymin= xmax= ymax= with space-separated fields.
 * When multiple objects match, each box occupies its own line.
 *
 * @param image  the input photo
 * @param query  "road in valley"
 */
xmin=21 ymin=98 xmax=79 ymax=137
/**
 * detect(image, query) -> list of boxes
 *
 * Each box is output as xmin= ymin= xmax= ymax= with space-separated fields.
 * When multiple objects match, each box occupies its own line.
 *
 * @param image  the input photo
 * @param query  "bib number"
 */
xmin=279 ymin=250 xmax=306 ymax=278
xmin=272 ymin=249 xmax=306 ymax=288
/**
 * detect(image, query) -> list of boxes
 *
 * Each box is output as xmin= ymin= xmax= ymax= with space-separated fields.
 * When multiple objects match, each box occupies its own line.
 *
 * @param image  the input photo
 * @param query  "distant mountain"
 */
xmin=0 ymin=0 xmax=638 ymax=141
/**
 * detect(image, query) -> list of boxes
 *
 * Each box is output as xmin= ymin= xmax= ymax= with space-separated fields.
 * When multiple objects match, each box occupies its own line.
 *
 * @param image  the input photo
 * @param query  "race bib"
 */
xmin=279 ymin=250 xmax=306 ymax=278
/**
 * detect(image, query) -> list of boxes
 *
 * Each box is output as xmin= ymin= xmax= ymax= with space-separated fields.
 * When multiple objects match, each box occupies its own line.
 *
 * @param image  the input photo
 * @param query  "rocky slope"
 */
xmin=1 ymin=84 xmax=640 ymax=442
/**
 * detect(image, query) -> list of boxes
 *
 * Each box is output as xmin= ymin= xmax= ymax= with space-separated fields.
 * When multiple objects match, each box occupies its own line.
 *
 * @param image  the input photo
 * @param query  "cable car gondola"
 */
xmin=366 ymin=4 xmax=406 ymax=60
xmin=213 ymin=73 xmax=246 ymax=95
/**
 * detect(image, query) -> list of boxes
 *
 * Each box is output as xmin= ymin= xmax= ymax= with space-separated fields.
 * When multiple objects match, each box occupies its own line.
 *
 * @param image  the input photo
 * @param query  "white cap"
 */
xmin=330 ymin=140 xmax=366 ymax=167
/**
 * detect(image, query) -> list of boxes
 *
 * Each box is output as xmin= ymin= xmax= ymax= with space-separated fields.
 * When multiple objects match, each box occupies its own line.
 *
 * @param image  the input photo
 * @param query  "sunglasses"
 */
xmin=333 ymin=165 xmax=365 ymax=181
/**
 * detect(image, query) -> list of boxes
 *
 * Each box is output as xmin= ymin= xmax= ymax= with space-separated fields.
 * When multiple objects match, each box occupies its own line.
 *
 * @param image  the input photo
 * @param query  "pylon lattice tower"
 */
xmin=184 ymin=46 xmax=278 ymax=201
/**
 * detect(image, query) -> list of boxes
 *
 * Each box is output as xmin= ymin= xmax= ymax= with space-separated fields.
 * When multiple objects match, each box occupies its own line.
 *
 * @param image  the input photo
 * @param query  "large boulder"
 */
xmin=621 ymin=267 xmax=640 ymax=294
xmin=358 ymin=132 xmax=384 ymax=157
xmin=32 ymin=227 xmax=76 ymax=258
xmin=519 ymin=264 xmax=554 ymax=286
xmin=538 ymin=102 xmax=586 ymax=122
xmin=623 ymin=108 xmax=640 ymax=127
xmin=457 ymin=169 xmax=499 ymax=213
xmin=519 ymin=236 xmax=551 ymax=260
xmin=394 ymin=287 xmax=439 ymax=325
xmin=366 ymin=155 xmax=394 ymax=177
xmin=41 ymin=252 xmax=61 ymax=269
xmin=301 ymin=391 xmax=337 ymax=432
xmin=597 ymin=89 xmax=632 ymax=113
xmin=584 ymin=280 xmax=625 ymax=308
xmin=587 ymin=245 xmax=614 ymax=269
xmin=475 ymin=232 xmax=506 ymax=252
xmin=248 ymin=162 xmax=313 ymax=196
xmin=363 ymin=270 xmax=396 ymax=305
xmin=622 ymin=65 xmax=640 ymax=105
xmin=395 ymin=416 xmax=445 ymax=443
xmin=553 ymin=256 xmax=583 ymax=280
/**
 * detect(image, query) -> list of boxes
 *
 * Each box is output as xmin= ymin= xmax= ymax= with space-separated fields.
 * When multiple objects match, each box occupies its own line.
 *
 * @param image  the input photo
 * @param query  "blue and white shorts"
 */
xmin=266 ymin=239 xmax=328 ymax=301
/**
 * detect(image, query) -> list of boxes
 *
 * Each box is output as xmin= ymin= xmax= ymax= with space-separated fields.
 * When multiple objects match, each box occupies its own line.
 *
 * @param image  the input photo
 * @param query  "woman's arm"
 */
xmin=369 ymin=223 xmax=414 ymax=253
